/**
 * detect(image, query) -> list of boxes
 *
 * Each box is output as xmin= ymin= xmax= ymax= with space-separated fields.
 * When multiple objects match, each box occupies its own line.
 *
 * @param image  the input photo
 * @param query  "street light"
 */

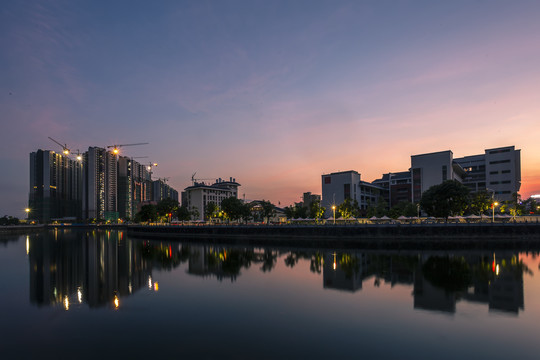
xmin=25 ymin=208 xmax=30 ymax=221
xmin=492 ymin=201 xmax=499 ymax=223
xmin=332 ymin=205 xmax=336 ymax=225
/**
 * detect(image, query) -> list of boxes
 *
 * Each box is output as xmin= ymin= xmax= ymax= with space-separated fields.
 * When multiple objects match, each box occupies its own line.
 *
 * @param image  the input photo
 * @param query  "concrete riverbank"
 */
xmin=127 ymin=223 xmax=540 ymax=250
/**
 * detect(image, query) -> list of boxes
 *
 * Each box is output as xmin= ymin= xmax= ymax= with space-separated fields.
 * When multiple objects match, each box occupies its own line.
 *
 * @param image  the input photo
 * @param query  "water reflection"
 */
xmin=27 ymin=230 xmax=530 ymax=315
xmin=29 ymin=230 xmax=152 ymax=309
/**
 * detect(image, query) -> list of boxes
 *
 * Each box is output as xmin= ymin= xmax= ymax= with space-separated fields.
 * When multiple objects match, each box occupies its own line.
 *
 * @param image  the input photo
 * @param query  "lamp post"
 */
xmin=492 ymin=201 xmax=499 ymax=223
xmin=332 ymin=205 xmax=336 ymax=225
xmin=487 ymin=188 xmax=496 ymax=223
xmin=25 ymin=208 xmax=30 ymax=221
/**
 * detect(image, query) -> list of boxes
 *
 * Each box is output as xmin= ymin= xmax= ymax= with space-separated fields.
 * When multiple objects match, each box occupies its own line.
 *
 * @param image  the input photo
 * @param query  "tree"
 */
xmin=468 ymin=190 xmax=491 ymax=215
xmin=337 ymin=198 xmax=360 ymax=219
xmin=500 ymin=192 xmax=523 ymax=217
xmin=258 ymin=200 xmax=275 ymax=223
xmin=388 ymin=201 xmax=418 ymax=218
xmin=205 ymin=202 xmax=219 ymax=220
xmin=221 ymin=197 xmax=249 ymax=221
xmin=366 ymin=198 xmax=388 ymax=218
xmin=284 ymin=204 xmax=308 ymax=219
xmin=135 ymin=204 xmax=158 ymax=223
xmin=156 ymin=198 xmax=179 ymax=222
xmin=0 ymin=215 xmax=19 ymax=226
xmin=176 ymin=206 xmax=191 ymax=221
xmin=420 ymin=180 xmax=470 ymax=218
xmin=309 ymin=200 xmax=326 ymax=219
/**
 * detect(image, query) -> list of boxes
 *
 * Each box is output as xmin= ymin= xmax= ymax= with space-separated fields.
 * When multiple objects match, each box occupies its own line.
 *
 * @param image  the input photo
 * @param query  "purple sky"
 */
xmin=2 ymin=0 xmax=540 ymax=216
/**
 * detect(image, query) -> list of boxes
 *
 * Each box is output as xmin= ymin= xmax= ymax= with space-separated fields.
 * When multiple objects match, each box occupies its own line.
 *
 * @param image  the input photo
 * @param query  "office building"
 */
xmin=454 ymin=146 xmax=521 ymax=202
xmin=372 ymin=171 xmax=412 ymax=207
xmin=28 ymin=149 xmax=83 ymax=223
xmin=410 ymin=150 xmax=467 ymax=203
xmin=321 ymin=171 xmax=384 ymax=216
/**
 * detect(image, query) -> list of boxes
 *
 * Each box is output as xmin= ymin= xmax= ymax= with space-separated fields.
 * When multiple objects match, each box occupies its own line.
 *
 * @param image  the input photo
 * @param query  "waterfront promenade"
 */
xmin=127 ymin=221 xmax=540 ymax=250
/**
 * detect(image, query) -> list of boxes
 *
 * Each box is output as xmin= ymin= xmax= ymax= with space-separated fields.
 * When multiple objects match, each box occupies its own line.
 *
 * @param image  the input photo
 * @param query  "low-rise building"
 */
xmin=183 ymin=177 xmax=240 ymax=220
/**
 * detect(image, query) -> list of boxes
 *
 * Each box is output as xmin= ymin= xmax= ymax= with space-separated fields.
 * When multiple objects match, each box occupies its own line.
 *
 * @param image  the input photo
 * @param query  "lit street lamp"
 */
xmin=492 ymin=201 xmax=499 ymax=223
xmin=25 ymin=208 xmax=30 ymax=221
xmin=332 ymin=205 xmax=336 ymax=225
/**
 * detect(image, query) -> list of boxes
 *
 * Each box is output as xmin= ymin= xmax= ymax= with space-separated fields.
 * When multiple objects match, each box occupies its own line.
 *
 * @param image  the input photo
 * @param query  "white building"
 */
xmin=454 ymin=146 xmax=521 ymax=202
xmin=410 ymin=150 xmax=466 ymax=203
xmin=321 ymin=171 xmax=384 ymax=216
xmin=184 ymin=177 xmax=240 ymax=220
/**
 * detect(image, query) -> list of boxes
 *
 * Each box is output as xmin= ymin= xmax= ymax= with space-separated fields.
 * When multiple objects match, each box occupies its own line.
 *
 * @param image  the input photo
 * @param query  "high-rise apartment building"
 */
xmin=29 ymin=149 xmax=83 ymax=223
xmin=83 ymin=147 xmax=118 ymax=220
xmin=152 ymin=179 xmax=179 ymax=203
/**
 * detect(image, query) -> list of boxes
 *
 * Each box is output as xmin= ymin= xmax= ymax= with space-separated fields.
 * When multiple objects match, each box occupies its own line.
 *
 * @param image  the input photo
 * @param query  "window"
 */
xmin=489 ymin=160 xmax=510 ymax=165
xmin=324 ymin=177 xmax=331 ymax=184
xmin=502 ymin=170 xmax=511 ymax=174
xmin=501 ymin=180 xmax=511 ymax=184
xmin=442 ymin=165 xmax=447 ymax=181
xmin=490 ymin=181 xmax=499 ymax=185
xmin=489 ymin=171 xmax=498 ymax=175
xmin=344 ymin=184 xmax=351 ymax=199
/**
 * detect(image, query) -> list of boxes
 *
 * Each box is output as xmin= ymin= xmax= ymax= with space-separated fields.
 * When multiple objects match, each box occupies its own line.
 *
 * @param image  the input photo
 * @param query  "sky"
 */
xmin=1 ymin=0 xmax=540 ymax=216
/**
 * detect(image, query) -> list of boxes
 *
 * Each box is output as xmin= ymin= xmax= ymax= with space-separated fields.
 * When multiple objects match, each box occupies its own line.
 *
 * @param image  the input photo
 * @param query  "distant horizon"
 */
xmin=2 ymin=1 xmax=540 ymax=216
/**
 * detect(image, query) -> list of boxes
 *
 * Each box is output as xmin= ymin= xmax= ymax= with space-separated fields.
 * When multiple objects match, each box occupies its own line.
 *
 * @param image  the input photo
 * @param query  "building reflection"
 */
xmin=318 ymin=250 xmax=525 ymax=314
xmin=323 ymin=252 xmax=365 ymax=292
xmin=29 ymin=229 xmax=152 ymax=309
xmin=27 ymin=231 xmax=528 ymax=315
xmin=187 ymin=246 xmax=278 ymax=282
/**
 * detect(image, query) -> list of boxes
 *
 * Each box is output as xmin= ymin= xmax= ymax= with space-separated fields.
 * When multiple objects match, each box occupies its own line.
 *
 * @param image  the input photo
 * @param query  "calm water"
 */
xmin=1 ymin=229 xmax=540 ymax=359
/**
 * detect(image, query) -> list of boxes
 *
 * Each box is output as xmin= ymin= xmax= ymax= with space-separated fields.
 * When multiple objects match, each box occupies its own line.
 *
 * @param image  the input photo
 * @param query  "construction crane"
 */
xmin=48 ymin=137 xmax=71 ymax=155
xmin=191 ymin=172 xmax=215 ymax=185
xmin=107 ymin=142 xmax=149 ymax=155
xmin=147 ymin=162 xmax=158 ymax=177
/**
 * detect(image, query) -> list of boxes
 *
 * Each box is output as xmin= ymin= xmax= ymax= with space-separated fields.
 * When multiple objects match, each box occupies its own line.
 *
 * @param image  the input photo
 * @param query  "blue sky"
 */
xmin=2 ymin=0 xmax=540 ymax=216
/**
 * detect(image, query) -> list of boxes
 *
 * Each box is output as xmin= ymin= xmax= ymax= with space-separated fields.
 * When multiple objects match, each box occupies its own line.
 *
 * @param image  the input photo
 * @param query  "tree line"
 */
xmin=135 ymin=181 xmax=537 ymax=223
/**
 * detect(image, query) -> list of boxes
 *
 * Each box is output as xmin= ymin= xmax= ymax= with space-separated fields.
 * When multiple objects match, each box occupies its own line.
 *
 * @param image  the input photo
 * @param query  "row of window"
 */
xmin=489 ymin=159 xmax=510 ymax=165
xmin=489 ymin=181 xmax=512 ymax=185
xmin=489 ymin=170 xmax=511 ymax=175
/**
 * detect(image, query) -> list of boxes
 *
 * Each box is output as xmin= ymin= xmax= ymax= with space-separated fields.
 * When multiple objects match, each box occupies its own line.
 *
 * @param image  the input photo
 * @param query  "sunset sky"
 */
xmin=1 ymin=0 xmax=540 ymax=216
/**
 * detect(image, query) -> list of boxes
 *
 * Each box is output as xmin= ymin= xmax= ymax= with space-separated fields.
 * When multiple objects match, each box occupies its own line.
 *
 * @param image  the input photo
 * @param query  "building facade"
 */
xmin=152 ymin=179 xmax=179 ymax=203
xmin=372 ymin=171 xmax=412 ymax=207
xmin=183 ymin=177 xmax=240 ymax=221
xmin=83 ymin=147 xmax=118 ymax=220
xmin=410 ymin=150 xmax=466 ymax=203
xmin=29 ymin=149 xmax=83 ymax=223
xmin=454 ymin=146 xmax=521 ymax=202
xmin=321 ymin=171 xmax=384 ymax=216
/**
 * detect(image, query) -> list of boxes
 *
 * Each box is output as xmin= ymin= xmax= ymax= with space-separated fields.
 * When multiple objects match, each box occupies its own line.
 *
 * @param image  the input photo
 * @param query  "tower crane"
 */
xmin=48 ymin=137 xmax=71 ymax=155
xmin=191 ymin=172 xmax=215 ymax=185
xmin=147 ymin=162 xmax=158 ymax=177
xmin=107 ymin=142 xmax=149 ymax=155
